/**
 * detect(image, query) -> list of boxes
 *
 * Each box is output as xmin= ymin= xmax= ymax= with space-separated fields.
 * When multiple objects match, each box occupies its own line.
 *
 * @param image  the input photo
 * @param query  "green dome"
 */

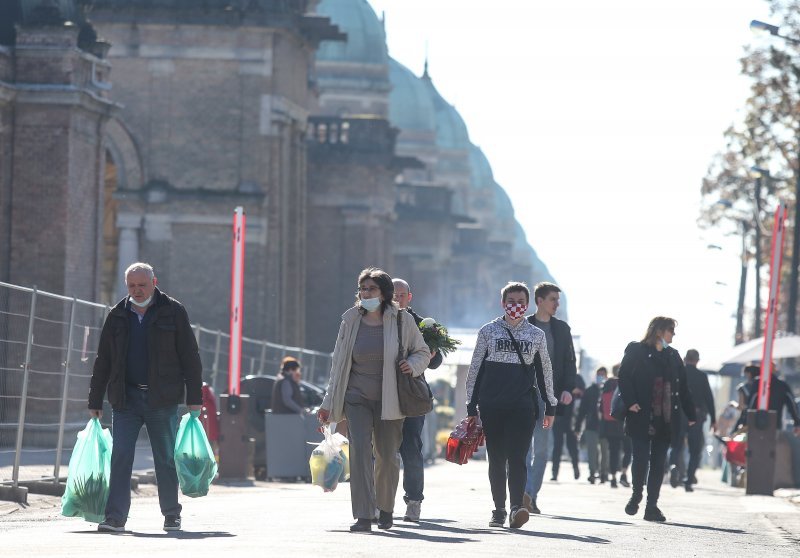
xmin=388 ymin=59 xmax=436 ymax=132
xmin=469 ymin=145 xmax=494 ymax=189
xmin=421 ymin=73 xmax=470 ymax=150
xmin=316 ymin=0 xmax=388 ymax=65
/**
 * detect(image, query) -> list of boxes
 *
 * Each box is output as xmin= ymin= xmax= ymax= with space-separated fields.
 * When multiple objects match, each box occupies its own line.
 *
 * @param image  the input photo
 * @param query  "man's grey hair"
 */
xmin=124 ymin=262 xmax=155 ymax=281
xmin=392 ymin=278 xmax=410 ymax=291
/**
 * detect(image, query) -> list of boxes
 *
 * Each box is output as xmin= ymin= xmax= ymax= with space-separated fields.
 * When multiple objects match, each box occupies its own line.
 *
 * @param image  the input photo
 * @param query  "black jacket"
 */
xmin=617 ymin=342 xmax=696 ymax=440
xmin=685 ymin=364 xmax=716 ymax=424
xmin=88 ymin=288 xmax=203 ymax=410
xmin=576 ymin=382 xmax=600 ymax=432
xmin=738 ymin=374 xmax=800 ymax=430
xmin=271 ymin=374 xmax=305 ymax=414
xmin=406 ymin=307 xmax=443 ymax=369
xmin=527 ymin=315 xmax=577 ymax=416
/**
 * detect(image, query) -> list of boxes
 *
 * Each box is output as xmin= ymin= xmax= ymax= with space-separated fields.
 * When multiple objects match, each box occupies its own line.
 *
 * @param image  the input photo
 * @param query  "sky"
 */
xmin=366 ymin=0 xmax=781 ymax=370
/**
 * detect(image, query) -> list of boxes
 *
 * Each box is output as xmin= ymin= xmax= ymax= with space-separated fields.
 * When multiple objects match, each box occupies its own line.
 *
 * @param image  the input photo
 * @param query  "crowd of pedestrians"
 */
xmin=87 ymin=263 xmax=800 ymax=534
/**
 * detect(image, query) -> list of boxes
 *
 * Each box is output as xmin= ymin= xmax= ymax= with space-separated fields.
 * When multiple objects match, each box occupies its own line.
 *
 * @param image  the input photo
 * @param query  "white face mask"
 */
xmin=660 ymin=338 xmax=670 ymax=350
xmin=130 ymin=295 xmax=152 ymax=308
xmin=360 ymin=297 xmax=381 ymax=312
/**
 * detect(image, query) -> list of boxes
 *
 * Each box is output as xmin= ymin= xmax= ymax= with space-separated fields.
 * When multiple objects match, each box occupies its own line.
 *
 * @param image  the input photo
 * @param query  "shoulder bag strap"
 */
xmin=504 ymin=326 xmax=534 ymax=387
xmin=397 ymin=310 xmax=404 ymax=359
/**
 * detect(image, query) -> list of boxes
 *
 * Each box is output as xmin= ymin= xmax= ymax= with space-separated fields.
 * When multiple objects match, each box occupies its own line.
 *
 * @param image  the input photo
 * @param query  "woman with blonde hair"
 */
xmin=317 ymin=267 xmax=430 ymax=532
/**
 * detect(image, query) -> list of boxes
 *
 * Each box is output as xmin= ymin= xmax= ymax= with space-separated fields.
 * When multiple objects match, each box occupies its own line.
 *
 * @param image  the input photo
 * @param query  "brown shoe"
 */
xmin=522 ymin=492 xmax=533 ymax=513
xmin=509 ymin=506 xmax=530 ymax=529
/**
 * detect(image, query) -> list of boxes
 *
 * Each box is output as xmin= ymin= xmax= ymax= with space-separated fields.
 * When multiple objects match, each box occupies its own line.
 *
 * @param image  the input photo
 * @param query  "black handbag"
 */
xmin=610 ymin=386 xmax=627 ymax=421
xmin=395 ymin=310 xmax=434 ymax=417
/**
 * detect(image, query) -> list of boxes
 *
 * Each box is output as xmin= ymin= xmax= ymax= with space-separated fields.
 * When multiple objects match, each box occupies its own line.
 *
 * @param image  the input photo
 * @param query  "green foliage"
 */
xmin=418 ymin=320 xmax=461 ymax=357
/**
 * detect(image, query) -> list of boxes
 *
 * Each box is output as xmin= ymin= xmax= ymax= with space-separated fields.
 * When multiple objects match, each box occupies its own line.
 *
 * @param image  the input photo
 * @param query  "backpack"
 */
xmin=600 ymin=378 xmax=618 ymax=422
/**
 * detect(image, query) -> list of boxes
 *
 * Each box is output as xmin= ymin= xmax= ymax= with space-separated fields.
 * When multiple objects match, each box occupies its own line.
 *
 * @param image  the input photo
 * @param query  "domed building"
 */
xmin=315 ymin=0 xmax=390 ymax=118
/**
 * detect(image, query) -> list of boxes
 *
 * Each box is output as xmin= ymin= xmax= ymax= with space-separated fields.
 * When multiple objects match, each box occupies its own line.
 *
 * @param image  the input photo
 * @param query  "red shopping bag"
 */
xmin=446 ymin=417 xmax=485 ymax=465
xmin=717 ymin=432 xmax=747 ymax=468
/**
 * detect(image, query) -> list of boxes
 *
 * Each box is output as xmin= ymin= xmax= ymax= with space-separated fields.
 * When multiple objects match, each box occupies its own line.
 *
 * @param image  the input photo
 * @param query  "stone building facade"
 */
xmin=1 ymin=0 xmax=559 ymax=355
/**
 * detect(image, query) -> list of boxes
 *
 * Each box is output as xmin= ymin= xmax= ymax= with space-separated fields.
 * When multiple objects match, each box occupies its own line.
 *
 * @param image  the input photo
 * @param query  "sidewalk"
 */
xmin=1 ymin=459 xmax=798 ymax=556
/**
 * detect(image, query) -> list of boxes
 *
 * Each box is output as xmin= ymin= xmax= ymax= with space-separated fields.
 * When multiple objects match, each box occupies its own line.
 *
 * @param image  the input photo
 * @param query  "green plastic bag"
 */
xmin=174 ymin=411 xmax=217 ymax=498
xmin=61 ymin=417 xmax=113 ymax=523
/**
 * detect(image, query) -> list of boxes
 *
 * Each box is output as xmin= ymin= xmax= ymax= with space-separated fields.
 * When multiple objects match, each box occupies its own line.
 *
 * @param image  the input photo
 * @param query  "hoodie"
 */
xmin=466 ymin=317 xmax=558 ymax=416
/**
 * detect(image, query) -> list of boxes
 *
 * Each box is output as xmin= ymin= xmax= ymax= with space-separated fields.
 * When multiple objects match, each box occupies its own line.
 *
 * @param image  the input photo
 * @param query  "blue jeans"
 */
xmin=105 ymin=386 xmax=181 ymax=522
xmin=400 ymin=415 xmax=425 ymax=502
xmin=524 ymin=393 xmax=551 ymax=498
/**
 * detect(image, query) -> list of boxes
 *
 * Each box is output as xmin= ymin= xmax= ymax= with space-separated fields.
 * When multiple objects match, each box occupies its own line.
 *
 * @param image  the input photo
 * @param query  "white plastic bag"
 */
xmin=308 ymin=425 xmax=348 ymax=492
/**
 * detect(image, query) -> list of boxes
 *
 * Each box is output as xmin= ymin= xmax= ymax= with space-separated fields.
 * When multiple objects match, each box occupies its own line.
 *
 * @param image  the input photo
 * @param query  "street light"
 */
xmin=750 ymin=20 xmax=800 ymax=45
xmin=750 ymin=20 xmax=800 ymax=334
xmin=751 ymin=166 xmax=769 ymax=337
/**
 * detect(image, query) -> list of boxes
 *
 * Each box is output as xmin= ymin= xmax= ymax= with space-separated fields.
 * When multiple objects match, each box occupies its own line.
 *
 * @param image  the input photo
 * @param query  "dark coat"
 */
xmin=685 ymin=364 xmax=716 ymax=423
xmin=617 ymin=342 xmax=696 ymax=440
xmin=528 ymin=315 xmax=577 ymax=416
xmin=88 ymin=288 xmax=203 ymax=410
xmin=271 ymin=374 xmax=305 ymax=414
xmin=576 ymin=382 xmax=600 ymax=432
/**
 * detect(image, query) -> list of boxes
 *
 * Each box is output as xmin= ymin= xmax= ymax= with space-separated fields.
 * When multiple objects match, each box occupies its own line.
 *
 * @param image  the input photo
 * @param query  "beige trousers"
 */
xmin=344 ymin=392 xmax=404 ymax=519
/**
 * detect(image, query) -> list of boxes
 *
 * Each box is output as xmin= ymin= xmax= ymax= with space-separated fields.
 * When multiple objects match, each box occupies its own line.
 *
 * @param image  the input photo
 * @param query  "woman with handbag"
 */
xmin=465 ymin=282 xmax=558 ymax=530
xmin=617 ymin=316 xmax=696 ymax=522
xmin=317 ymin=267 xmax=430 ymax=533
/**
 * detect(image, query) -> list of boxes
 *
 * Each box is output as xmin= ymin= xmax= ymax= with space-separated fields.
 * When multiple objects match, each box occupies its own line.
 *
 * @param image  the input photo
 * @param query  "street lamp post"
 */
xmin=736 ymin=219 xmax=749 ymax=344
xmin=753 ymin=170 xmax=764 ymax=337
xmin=750 ymin=20 xmax=800 ymax=334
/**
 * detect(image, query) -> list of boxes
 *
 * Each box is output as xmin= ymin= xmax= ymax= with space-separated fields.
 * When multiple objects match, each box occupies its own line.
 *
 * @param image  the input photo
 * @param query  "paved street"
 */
xmin=1 ymin=458 xmax=799 ymax=557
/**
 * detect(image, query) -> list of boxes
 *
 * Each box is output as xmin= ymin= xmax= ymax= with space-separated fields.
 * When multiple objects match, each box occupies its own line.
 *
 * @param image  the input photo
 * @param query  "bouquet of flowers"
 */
xmin=418 ymin=317 xmax=461 ymax=357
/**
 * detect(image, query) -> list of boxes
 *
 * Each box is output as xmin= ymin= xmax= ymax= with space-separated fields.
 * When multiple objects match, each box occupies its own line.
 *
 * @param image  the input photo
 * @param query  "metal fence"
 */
xmin=0 ymin=281 xmax=331 ymax=490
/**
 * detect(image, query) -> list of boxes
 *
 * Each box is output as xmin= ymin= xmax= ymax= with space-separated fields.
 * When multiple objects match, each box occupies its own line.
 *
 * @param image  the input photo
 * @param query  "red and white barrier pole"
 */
xmin=228 ymin=206 xmax=246 ymax=396
xmin=758 ymin=203 xmax=787 ymax=410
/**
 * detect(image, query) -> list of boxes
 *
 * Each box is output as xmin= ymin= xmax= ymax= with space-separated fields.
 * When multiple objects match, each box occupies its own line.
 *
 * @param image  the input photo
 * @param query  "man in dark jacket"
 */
xmin=393 ymin=279 xmax=443 ymax=522
xmin=524 ymin=282 xmax=577 ymax=514
xmin=669 ymin=349 xmax=716 ymax=492
xmin=576 ymin=367 xmax=606 ymax=483
xmin=740 ymin=367 xmax=800 ymax=434
xmin=89 ymin=263 xmax=203 ymax=533
xmin=271 ymin=356 xmax=306 ymax=414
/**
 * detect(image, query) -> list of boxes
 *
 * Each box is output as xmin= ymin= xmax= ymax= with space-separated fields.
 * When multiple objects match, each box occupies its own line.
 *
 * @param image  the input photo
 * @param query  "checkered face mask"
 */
xmin=504 ymin=302 xmax=528 ymax=320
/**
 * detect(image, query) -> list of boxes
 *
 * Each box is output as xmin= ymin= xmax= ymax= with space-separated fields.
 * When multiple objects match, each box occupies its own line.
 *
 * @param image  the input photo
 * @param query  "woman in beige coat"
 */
xmin=318 ymin=267 xmax=430 ymax=533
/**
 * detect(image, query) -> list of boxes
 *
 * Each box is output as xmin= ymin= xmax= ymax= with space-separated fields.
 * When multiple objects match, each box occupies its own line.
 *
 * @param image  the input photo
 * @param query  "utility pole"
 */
xmin=754 ymin=175 xmax=763 ymax=337
xmin=735 ymin=220 xmax=749 ymax=345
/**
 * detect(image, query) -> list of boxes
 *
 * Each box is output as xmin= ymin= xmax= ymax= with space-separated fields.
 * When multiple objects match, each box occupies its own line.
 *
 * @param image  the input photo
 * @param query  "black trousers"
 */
xmin=601 ymin=435 xmax=623 ymax=474
xmin=631 ymin=434 xmax=670 ymax=507
xmin=480 ymin=406 xmax=536 ymax=511
xmin=622 ymin=436 xmax=633 ymax=470
xmin=551 ymin=414 xmax=579 ymax=478
xmin=685 ymin=422 xmax=705 ymax=482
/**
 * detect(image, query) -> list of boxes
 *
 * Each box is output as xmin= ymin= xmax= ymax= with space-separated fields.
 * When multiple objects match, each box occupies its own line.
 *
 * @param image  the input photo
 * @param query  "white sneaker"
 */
xmin=404 ymin=500 xmax=421 ymax=522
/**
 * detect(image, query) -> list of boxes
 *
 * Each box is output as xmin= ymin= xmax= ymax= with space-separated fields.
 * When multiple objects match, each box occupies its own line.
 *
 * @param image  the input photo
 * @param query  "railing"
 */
xmin=0 ymin=281 xmax=331 ymax=492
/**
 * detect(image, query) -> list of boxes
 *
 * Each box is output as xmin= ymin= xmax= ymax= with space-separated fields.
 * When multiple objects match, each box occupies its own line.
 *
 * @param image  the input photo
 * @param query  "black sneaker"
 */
xmin=610 ymin=478 xmax=618 ymax=488
xmin=98 ymin=517 xmax=125 ymax=533
xmin=684 ymin=482 xmax=694 ymax=493
xmin=350 ymin=518 xmax=372 ymax=533
xmin=163 ymin=515 xmax=181 ymax=532
xmin=588 ymin=475 xmax=597 ymax=485
xmin=489 ymin=509 xmax=507 ymax=527
xmin=509 ymin=506 xmax=529 ymax=529
xmin=573 ymin=463 xmax=580 ymax=480
xmin=530 ymin=498 xmax=541 ymax=514
xmin=669 ymin=466 xmax=679 ymax=488
xmin=619 ymin=473 xmax=630 ymax=488
xmin=644 ymin=506 xmax=666 ymax=522
xmin=625 ymin=493 xmax=642 ymax=516
xmin=377 ymin=510 xmax=393 ymax=530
